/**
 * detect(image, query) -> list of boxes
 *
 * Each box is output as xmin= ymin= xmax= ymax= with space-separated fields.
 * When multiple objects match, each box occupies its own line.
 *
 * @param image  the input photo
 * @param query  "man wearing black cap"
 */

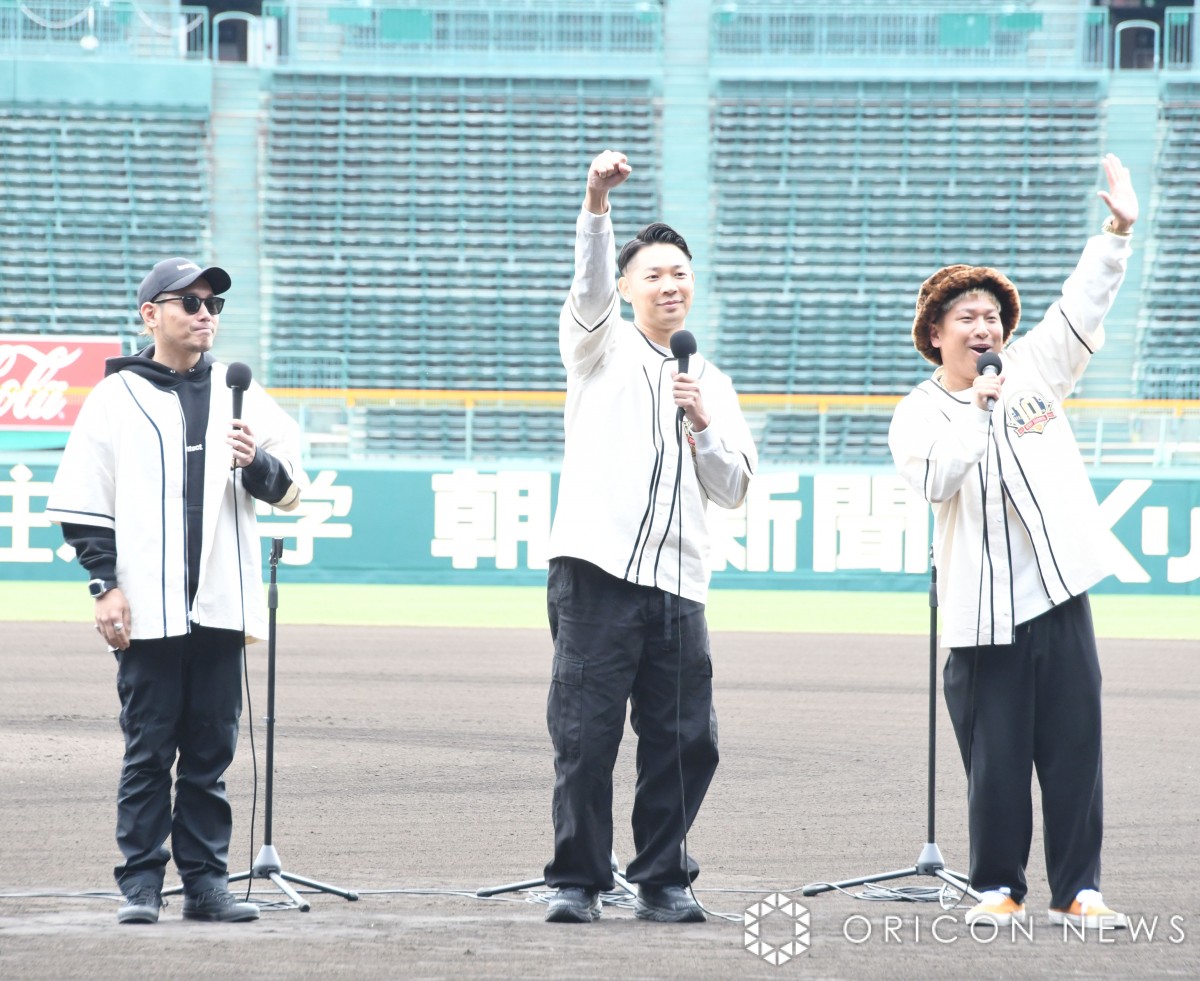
xmin=45 ymin=258 xmax=307 ymax=924
xmin=888 ymin=155 xmax=1137 ymax=932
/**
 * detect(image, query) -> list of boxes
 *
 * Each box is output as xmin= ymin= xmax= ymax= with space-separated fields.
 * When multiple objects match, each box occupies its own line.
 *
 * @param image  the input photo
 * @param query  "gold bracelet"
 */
xmin=1103 ymin=216 xmax=1132 ymax=237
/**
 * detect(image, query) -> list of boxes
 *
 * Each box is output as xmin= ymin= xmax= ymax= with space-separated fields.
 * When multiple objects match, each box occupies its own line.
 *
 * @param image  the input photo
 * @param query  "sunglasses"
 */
xmin=154 ymin=294 xmax=225 ymax=315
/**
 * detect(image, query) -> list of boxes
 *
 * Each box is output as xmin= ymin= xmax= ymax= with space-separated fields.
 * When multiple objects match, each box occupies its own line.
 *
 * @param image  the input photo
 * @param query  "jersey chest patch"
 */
xmin=1005 ymin=390 xmax=1057 ymax=436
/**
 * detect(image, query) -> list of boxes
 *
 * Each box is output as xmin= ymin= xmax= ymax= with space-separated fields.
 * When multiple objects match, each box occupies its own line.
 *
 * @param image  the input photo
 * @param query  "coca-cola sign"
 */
xmin=0 ymin=335 xmax=121 ymax=430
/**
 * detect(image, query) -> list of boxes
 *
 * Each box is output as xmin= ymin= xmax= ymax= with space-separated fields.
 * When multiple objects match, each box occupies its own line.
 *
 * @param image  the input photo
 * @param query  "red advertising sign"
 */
xmin=0 ymin=335 xmax=122 ymax=431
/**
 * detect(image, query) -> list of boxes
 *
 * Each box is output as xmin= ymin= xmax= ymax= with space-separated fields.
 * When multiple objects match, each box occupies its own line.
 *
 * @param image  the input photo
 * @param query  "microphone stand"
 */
xmin=475 ymin=851 xmax=636 ymax=900
xmin=229 ymin=537 xmax=358 ymax=909
xmin=801 ymin=548 xmax=979 ymax=903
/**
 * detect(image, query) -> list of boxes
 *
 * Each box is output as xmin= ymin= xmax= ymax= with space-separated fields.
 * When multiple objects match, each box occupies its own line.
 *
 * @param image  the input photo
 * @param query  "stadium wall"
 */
xmin=0 ymin=58 xmax=212 ymax=107
xmin=3 ymin=1 xmax=1199 ymax=596
xmin=2 ymin=461 xmax=1198 ymax=594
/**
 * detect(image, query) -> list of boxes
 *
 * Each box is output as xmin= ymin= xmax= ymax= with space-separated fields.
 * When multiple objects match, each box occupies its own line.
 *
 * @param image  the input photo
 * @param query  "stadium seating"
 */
xmin=760 ymin=411 xmax=892 ymax=465
xmin=709 ymin=78 xmax=1103 ymax=421
xmin=1137 ymin=81 xmax=1200 ymax=400
xmin=358 ymin=403 xmax=563 ymax=460
xmin=261 ymin=72 xmax=660 ymax=456
xmin=0 ymin=106 xmax=210 ymax=343
xmin=4 ymin=6 xmax=1195 ymax=466
xmin=262 ymin=73 xmax=658 ymax=399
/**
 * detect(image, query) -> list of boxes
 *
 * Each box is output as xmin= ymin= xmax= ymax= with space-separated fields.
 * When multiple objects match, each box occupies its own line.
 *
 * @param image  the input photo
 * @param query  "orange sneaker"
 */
xmin=1048 ymin=889 xmax=1127 ymax=930
xmin=965 ymin=889 xmax=1026 ymax=926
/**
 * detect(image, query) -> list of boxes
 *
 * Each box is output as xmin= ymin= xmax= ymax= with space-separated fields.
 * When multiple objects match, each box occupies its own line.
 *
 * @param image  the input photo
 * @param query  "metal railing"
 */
xmin=1166 ymin=7 xmax=1195 ymax=71
xmin=269 ymin=0 xmax=662 ymax=68
xmin=709 ymin=2 xmax=1113 ymax=70
xmin=3 ymin=2 xmax=1193 ymax=73
xmin=262 ymin=388 xmax=1200 ymax=469
xmin=0 ymin=2 xmax=209 ymax=59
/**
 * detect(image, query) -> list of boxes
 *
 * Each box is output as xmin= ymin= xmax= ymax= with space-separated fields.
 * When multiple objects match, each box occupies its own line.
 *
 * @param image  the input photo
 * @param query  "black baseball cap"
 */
xmin=137 ymin=258 xmax=232 ymax=307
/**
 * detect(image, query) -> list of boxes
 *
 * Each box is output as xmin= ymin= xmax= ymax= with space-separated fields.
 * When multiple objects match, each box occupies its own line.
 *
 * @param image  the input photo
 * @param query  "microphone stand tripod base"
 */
xmin=160 ymin=538 xmax=359 ymax=911
xmin=476 ymin=851 xmax=636 ymax=901
xmin=801 ymin=842 xmax=977 ymax=899
xmin=224 ymin=844 xmax=359 ymax=912
xmin=800 ymin=551 xmax=980 ymax=907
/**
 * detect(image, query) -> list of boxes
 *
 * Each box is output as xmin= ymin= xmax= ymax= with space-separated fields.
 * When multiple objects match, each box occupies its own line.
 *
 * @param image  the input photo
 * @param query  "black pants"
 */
xmin=544 ymin=558 xmax=719 ymax=891
xmin=113 ymin=626 xmax=244 ymax=896
xmin=943 ymin=593 xmax=1103 ymax=909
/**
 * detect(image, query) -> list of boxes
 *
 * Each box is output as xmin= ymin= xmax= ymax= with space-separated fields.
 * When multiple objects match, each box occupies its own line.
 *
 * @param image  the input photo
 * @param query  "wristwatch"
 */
xmin=1102 ymin=216 xmax=1132 ymax=237
xmin=88 ymin=578 xmax=116 ymax=599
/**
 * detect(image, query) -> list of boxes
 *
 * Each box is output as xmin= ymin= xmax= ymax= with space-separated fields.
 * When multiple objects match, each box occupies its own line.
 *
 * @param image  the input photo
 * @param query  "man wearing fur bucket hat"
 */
xmin=888 ymin=154 xmax=1137 ymax=933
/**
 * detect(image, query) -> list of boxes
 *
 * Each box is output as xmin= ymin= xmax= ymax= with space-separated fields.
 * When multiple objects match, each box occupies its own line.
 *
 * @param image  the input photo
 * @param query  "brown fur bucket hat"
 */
xmin=912 ymin=265 xmax=1021 ymax=365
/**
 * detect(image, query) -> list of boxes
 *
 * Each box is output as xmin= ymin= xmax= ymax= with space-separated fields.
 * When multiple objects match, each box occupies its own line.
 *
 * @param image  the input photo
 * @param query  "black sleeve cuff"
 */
xmin=239 ymin=447 xmax=298 ymax=506
xmin=61 ymin=523 xmax=117 ymax=581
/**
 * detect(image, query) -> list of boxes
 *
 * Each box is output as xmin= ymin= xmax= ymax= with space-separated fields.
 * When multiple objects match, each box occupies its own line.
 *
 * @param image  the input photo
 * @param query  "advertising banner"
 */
xmin=1 ymin=462 xmax=1197 ymax=594
xmin=0 ymin=335 xmax=121 ymax=431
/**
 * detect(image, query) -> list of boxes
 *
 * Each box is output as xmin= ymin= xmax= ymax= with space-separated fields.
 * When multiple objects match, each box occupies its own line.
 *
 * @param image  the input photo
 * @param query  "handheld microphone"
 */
xmin=670 ymin=329 xmax=696 ymax=375
xmin=226 ymin=362 xmax=252 ymax=420
xmin=976 ymin=351 xmax=1002 ymax=410
xmin=669 ymin=330 xmax=697 ymax=421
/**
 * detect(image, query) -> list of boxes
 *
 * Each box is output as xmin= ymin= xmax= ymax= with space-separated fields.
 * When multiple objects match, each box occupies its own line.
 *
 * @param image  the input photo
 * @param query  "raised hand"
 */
xmin=584 ymin=150 xmax=632 ymax=215
xmin=1097 ymin=152 xmax=1138 ymax=233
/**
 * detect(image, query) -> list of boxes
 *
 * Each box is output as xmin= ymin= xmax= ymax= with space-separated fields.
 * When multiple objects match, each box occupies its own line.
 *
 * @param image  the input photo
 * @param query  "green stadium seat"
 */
xmin=262 ymin=73 xmax=658 ymax=391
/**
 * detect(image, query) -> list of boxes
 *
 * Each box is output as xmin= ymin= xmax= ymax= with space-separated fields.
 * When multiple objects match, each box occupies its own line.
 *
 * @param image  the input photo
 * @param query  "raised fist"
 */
xmin=584 ymin=150 xmax=632 ymax=214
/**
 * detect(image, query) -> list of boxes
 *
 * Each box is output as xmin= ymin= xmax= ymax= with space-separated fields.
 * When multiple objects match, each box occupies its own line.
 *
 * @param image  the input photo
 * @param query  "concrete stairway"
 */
xmin=210 ymin=63 xmax=266 ymax=371
xmin=1085 ymin=71 xmax=1159 ymax=398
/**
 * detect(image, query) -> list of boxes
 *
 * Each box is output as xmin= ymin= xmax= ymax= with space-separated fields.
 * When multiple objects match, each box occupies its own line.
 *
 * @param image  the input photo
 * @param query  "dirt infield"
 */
xmin=2 ymin=622 xmax=1197 ymax=979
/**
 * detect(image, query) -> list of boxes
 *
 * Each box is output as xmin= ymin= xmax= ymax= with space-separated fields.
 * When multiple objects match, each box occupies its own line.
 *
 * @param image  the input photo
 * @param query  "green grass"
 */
xmin=5 ymin=582 xmax=1196 ymax=640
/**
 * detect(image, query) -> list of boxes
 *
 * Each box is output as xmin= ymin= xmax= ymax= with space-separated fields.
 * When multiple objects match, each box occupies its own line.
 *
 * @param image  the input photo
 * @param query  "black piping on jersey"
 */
xmin=924 ymin=368 xmax=1074 ymax=600
xmin=625 ymin=362 xmax=667 ymax=584
xmin=918 ymin=390 xmax=953 ymax=502
xmin=172 ymin=393 xmax=193 ymax=631
xmin=645 ymin=351 xmax=695 ymax=586
xmin=991 ymin=431 xmax=1018 ymax=639
xmin=973 ymin=461 xmax=997 ymax=645
xmin=651 ymin=406 xmax=685 ymax=583
xmin=636 ymin=362 xmax=669 ymax=584
xmin=117 ymin=373 xmax=174 ymax=637
xmin=996 ymin=475 xmax=1054 ymax=607
xmin=1058 ymin=304 xmax=1094 ymax=355
xmin=991 ymin=412 xmax=1056 ymax=606
xmin=633 ymin=324 xmax=671 ymax=357
xmin=624 ymin=328 xmax=681 ymax=583
xmin=568 ymin=293 xmax=618 ymax=334
xmin=53 ymin=506 xmax=114 ymax=522
xmin=916 ymin=383 xmax=958 ymax=501
xmin=1000 ymin=415 xmax=1074 ymax=598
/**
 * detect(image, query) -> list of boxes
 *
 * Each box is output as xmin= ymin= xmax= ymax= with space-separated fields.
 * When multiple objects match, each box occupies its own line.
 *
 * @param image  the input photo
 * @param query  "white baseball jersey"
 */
xmin=889 ymin=231 xmax=1132 ymax=647
xmin=46 ymin=361 xmax=306 ymax=642
xmin=548 ymin=208 xmax=757 ymax=603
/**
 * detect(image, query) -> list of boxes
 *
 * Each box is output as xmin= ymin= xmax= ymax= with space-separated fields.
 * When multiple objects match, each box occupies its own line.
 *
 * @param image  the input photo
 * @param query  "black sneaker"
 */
xmin=181 ymin=888 xmax=260 ymax=923
xmin=118 ymin=886 xmax=163 ymax=925
xmin=635 ymin=884 xmax=705 ymax=923
xmin=544 ymin=887 xmax=601 ymax=923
